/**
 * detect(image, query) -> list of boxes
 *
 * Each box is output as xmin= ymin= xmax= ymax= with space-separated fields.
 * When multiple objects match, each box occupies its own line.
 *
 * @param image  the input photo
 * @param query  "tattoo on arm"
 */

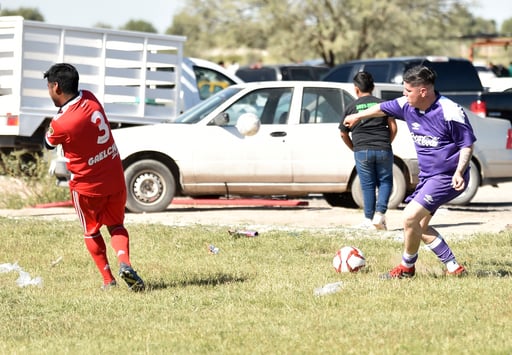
xmin=456 ymin=146 xmax=473 ymax=173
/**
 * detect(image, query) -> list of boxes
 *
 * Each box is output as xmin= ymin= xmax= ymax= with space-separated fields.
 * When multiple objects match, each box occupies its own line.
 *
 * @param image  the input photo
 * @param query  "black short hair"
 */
xmin=43 ymin=63 xmax=79 ymax=94
xmin=353 ymin=71 xmax=374 ymax=93
xmin=403 ymin=65 xmax=436 ymax=87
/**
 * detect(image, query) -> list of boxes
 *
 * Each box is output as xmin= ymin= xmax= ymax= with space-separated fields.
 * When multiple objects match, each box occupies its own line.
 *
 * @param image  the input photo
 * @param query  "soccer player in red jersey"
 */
xmin=44 ymin=63 xmax=144 ymax=291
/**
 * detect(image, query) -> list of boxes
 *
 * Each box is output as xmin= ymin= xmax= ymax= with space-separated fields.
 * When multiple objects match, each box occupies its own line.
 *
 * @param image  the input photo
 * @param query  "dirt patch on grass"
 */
xmin=0 ymin=176 xmax=511 ymax=238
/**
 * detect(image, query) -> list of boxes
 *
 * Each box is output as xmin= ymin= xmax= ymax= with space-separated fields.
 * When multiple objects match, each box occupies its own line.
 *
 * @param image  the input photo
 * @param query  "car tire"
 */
xmin=323 ymin=192 xmax=358 ymax=208
xmin=350 ymin=163 xmax=407 ymax=210
xmin=447 ymin=160 xmax=480 ymax=206
xmin=191 ymin=195 xmax=222 ymax=199
xmin=124 ymin=159 xmax=176 ymax=213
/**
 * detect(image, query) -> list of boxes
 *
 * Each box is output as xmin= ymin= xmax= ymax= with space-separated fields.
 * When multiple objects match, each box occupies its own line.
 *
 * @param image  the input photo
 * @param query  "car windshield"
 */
xmin=174 ymin=86 xmax=243 ymax=124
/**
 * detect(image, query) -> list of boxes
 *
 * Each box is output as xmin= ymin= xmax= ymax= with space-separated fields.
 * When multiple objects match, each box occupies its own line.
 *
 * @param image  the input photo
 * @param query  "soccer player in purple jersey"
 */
xmin=343 ymin=65 xmax=476 ymax=278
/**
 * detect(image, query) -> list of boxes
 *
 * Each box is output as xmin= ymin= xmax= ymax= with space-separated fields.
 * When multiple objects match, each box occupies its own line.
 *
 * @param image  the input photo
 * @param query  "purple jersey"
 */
xmin=380 ymin=95 xmax=476 ymax=178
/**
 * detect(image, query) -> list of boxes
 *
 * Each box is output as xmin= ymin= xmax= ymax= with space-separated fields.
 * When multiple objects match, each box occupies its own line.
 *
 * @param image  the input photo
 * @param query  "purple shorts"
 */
xmin=405 ymin=170 xmax=469 ymax=214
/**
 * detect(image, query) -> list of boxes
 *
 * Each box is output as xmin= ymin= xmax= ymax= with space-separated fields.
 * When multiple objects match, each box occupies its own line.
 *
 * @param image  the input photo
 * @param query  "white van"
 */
xmin=0 ymin=16 xmax=243 ymax=153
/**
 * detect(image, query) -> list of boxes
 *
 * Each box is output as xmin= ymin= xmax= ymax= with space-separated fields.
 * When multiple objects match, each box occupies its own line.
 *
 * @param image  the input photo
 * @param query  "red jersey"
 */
xmin=45 ymin=90 xmax=125 ymax=196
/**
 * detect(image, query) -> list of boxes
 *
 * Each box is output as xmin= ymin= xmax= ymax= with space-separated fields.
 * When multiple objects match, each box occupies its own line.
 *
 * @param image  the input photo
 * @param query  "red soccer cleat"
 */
xmin=381 ymin=264 xmax=416 ymax=279
xmin=445 ymin=265 xmax=467 ymax=277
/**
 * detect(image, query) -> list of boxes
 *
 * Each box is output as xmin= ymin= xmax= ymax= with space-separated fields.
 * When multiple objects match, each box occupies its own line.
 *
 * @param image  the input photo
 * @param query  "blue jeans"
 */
xmin=354 ymin=149 xmax=394 ymax=219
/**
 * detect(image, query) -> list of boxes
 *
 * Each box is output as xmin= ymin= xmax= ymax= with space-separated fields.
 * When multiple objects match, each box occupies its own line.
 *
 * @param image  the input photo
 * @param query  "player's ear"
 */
xmin=53 ymin=82 xmax=62 ymax=94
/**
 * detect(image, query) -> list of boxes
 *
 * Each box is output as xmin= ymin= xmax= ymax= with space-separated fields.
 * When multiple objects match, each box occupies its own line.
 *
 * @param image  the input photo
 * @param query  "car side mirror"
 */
xmin=212 ymin=112 xmax=229 ymax=126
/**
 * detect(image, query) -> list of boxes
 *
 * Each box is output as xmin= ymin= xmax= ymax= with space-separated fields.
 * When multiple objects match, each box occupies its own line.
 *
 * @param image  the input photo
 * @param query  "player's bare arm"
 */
xmin=452 ymin=145 xmax=474 ymax=191
xmin=339 ymin=131 xmax=354 ymax=151
xmin=388 ymin=117 xmax=398 ymax=143
xmin=343 ymin=103 xmax=385 ymax=128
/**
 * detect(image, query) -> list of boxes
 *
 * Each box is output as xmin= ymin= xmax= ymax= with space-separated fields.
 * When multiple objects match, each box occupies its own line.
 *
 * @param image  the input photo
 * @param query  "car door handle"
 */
xmin=270 ymin=131 xmax=287 ymax=137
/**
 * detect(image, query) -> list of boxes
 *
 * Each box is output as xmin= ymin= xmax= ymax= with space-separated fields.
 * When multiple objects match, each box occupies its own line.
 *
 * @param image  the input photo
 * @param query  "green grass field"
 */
xmin=0 ymin=218 xmax=511 ymax=354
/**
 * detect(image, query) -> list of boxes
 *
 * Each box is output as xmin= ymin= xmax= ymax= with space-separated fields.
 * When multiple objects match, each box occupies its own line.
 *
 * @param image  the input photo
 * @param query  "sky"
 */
xmin=0 ymin=0 xmax=510 ymax=33
xmin=0 ymin=0 xmax=186 ymax=33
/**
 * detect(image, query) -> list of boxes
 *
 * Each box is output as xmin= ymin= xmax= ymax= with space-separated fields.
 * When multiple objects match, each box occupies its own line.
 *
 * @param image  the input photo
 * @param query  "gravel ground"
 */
xmin=1 ymin=180 xmax=511 ymax=239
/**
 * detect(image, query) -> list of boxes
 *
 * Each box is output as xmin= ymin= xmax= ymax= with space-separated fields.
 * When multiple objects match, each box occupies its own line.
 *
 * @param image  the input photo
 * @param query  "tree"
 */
xmin=166 ymin=9 xmax=206 ymax=51
xmin=502 ymin=18 xmax=512 ymax=36
xmin=93 ymin=22 xmax=113 ymax=29
xmin=443 ymin=2 xmax=497 ymax=38
xmin=0 ymin=7 xmax=44 ymax=21
xmin=120 ymin=20 xmax=157 ymax=33
xmin=167 ymin=0 xmax=268 ymax=60
xmin=263 ymin=0 xmax=485 ymax=66
xmin=168 ymin=0 xmax=482 ymax=67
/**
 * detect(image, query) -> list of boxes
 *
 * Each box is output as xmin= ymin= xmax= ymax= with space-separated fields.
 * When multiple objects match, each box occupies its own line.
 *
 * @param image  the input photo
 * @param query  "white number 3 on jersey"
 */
xmin=91 ymin=111 xmax=110 ymax=144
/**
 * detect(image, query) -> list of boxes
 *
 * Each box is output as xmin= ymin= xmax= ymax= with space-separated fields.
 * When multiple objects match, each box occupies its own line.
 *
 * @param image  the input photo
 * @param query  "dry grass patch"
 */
xmin=0 ymin=219 xmax=511 ymax=354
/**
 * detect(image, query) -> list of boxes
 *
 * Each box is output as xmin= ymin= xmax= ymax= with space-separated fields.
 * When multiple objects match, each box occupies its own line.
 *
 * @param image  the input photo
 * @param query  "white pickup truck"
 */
xmin=0 ymin=16 xmax=242 ymax=155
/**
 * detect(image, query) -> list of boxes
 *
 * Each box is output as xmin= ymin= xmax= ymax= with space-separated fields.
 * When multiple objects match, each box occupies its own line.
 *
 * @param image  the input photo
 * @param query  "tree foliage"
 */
xmin=168 ymin=0 xmax=509 ymax=67
xmin=502 ymin=18 xmax=512 ymax=37
xmin=0 ymin=7 xmax=44 ymax=21
xmin=120 ymin=20 xmax=157 ymax=33
xmin=93 ymin=22 xmax=113 ymax=29
xmin=1 ymin=3 xmax=510 ymax=66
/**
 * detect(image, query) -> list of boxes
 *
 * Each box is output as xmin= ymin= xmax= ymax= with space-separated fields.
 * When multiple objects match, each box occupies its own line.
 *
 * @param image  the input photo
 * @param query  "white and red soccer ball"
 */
xmin=332 ymin=246 xmax=366 ymax=273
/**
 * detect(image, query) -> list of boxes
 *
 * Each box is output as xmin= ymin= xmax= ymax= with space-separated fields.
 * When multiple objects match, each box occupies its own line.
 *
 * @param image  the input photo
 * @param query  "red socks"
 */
xmin=109 ymin=226 xmax=131 ymax=266
xmin=84 ymin=226 xmax=132 ymax=285
xmin=84 ymin=233 xmax=115 ymax=284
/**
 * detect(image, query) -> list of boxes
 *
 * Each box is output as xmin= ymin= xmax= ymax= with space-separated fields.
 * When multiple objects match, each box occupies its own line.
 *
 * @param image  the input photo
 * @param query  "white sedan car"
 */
xmin=113 ymin=81 xmax=512 ymax=212
xmin=108 ymin=81 xmax=512 ymax=213
xmin=111 ymin=81 xmax=420 ymax=212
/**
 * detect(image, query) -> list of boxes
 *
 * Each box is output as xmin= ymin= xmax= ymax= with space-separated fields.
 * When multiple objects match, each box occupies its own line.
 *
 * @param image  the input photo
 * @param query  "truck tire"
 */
xmin=447 ymin=160 xmax=480 ymax=206
xmin=124 ymin=159 xmax=176 ymax=213
xmin=350 ymin=163 xmax=407 ymax=210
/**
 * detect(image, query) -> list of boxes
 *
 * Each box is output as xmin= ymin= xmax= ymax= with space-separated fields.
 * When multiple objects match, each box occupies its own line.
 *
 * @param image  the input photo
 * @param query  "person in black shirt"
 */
xmin=339 ymin=71 xmax=397 ymax=230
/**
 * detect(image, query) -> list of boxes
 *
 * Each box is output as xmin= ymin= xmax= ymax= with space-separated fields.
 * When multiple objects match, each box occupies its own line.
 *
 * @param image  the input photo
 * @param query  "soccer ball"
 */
xmin=332 ymin=246 xmax=366 ymax=273
xmin=236 ymin=113 xmax=261 ymax=136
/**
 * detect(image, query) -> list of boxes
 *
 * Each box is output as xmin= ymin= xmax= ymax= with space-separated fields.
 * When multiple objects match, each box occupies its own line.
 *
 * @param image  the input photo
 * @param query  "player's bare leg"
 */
xmin=383 ymin=200 xmax=466 ymax=278
xmin=403 ymin=201 xmax=431 ymax=254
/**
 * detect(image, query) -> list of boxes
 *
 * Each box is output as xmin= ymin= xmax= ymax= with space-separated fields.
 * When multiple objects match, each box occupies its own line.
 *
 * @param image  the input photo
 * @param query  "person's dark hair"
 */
xmin=43 ymin=63 xmax=79 ymax=94
xmin=403 ymin=65 xmax=436 ymax=87
xmin=353 ymin=71 xmax=374 ymax=93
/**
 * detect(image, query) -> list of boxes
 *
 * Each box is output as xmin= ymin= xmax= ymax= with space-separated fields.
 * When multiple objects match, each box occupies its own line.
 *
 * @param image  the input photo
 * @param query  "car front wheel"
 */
xmin=124 ymin=159 xmax=176 ymax=213
xmin=350 ymin=163 xmax=407 ymax=210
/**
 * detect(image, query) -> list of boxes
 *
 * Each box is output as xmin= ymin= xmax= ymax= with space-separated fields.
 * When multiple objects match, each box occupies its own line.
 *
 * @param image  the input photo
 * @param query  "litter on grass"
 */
xmin=0 ymin=262 xmax=43 ymax=287
xmin=313 ymin=281 xmax=343 ymax=296
xmin=207 ymin=244 xmax=220 ymax=254
xmin=51 ymin=256 xmax=63 ymax=267
xmin=228 ymin=230 xmax=259 ymax=238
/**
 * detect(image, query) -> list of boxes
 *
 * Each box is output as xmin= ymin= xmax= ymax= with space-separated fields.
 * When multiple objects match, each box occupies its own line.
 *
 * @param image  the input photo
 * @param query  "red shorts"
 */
xmin=71 ymin=189 xmax=126 ymax=236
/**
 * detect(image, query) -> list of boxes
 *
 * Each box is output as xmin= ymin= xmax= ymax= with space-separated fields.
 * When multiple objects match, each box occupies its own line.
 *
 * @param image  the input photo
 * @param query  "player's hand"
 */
xmin=343 ymin=114 xmax=359 ymax=129
xmin=451 ymin=171 xmax=465 ymax=191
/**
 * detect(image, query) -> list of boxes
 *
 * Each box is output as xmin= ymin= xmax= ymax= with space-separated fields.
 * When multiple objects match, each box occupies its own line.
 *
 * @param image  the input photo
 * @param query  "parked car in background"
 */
xmin=323 ymin=56 xmax=512 ymax=123
xmin=473 ymin=64 xmax=512 ymax=92
xmin=341 ymin=83 xmax=512 ymax=206
xmin=107 ymin=81 xmax=419 ymax=212
xmin=186 ymin=57 xmax=244 ymax=102
xmin=51 ymin=82 xmax=512 ymax=213
xmin=474 ymin=64 xmax=497 ymax=89
xmin=235 ymin=64 xmax=329 ymax=82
